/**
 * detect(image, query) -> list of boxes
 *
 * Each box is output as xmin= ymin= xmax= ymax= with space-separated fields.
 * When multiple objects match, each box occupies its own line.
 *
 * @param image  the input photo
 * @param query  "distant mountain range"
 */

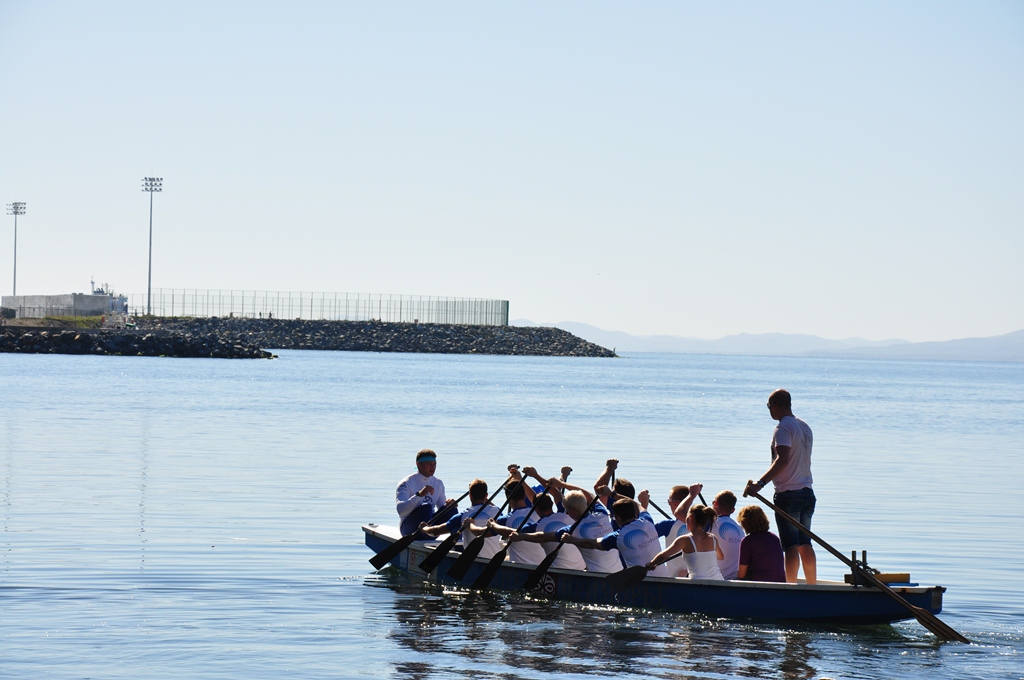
xmin=511 ymin=320 xmax=1024 ymax=363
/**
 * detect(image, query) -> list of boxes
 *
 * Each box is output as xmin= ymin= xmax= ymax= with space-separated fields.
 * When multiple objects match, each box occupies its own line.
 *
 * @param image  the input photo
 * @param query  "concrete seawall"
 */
xmin=138 ymin=318 xmax=617 ymax=357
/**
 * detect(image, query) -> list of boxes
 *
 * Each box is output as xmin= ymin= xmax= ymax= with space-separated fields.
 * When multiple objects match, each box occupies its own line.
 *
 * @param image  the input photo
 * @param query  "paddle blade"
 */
xmin=911 ymin=605 xmax=970 ymax=642
xmin=417 ymin=532 xmax=459 ymax=574
xmin=606 ymin=565 xmax=650 ymax=592
xmin=470 ymin=547 xmax=509 ymax=589
xmin=369 ymin=534 xmax=416 ymax=570
xmin=521 ymin=547 xmax=560 ymax=591
xmin=446 ymin=536 xmax=486 ymax=581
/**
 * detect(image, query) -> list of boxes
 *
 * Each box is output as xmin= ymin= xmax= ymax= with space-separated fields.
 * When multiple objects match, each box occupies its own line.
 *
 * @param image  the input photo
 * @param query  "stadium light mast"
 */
xmin=6 ymin=202 xmax=25 ymax=296
xmin=141 ymin=177 xmax=163 ymax=315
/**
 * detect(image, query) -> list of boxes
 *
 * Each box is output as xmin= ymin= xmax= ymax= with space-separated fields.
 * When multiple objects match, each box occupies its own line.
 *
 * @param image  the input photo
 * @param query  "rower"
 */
xmin=594 ymin=458 xmax=636 ymax=529
xmin=561 ymin=493 xmax=670 ymax=576
xmin=488 ymin=469 xmax=546 ymax=564
xmin=710 ymin=490 xmax=744 ymax=580
xmin=395 ymin=448 xmax=454 ymax=537
xmin=504 ymin=477 xmax=623 ymax=573
xmin=654 ymin=484 xmax=702 ymax=577
xmin=418 ymin=479 xmax=502 ymax=559
xmin=493 ymin=493 xmax=587 ymax=571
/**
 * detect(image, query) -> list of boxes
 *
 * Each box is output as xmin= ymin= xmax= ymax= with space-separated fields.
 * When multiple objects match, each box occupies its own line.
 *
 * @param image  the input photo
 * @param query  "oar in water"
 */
xmin=469 ymin=480 xmax=559 ymax=589
xmin=746 ymin=488 xmax=970 ymax=643
xmin=521 ymin=493 xmax=602 ymax=591
xmin=417 ymin=475 xmax=513 ymax=575
xmin=369 ymin=489 xmax=471 ymax=570
xmin=605 ymin=556 xmax=678 ymax=592
xmin=444 ymin=480 xmax=523 ymax=581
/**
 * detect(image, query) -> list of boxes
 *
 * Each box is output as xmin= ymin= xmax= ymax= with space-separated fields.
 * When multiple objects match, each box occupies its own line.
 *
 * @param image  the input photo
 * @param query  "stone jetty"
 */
xmin=0 ymin=318 xmax=616 ymax=359
xmin=138 ymin=317 xmax=617 ymax=357
xmin=0 ymin=327 xmax=274 ymax=359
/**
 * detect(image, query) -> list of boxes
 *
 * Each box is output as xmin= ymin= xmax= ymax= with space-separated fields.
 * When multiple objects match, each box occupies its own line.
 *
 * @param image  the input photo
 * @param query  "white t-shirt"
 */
xmin=501 ymin=507 xmax=546 ymax=565
xmin=598 ymin=513 xmax=670 ymax=577
xmin=533 ymin=512 xmax=587 ymax=571
xmin=573 ymin=505 xmax=623 ymax=573
xmin=711 ymin=514 xmax=744 ymax=580
xmin=458 ymin=503 xmax=502 ymax=559
xmin=772 ymin=415 xmax=813 ymax=492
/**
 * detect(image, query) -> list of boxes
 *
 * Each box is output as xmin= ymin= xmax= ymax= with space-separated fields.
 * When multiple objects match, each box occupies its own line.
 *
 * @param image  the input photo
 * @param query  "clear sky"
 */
xmin=1 ymin=2 xmax=1021 ymax=341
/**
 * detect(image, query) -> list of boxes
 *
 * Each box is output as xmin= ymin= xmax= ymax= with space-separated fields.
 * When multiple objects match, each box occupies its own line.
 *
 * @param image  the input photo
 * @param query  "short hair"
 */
xmin=768 ymin=389 xmax=791 ymax=409
xmin=504 ymin=480 xmax=526 ymax=502
xmin=532 ymin=493 xmax=554 ymax=514
xmin=469 ymin=479 xmax=488 ymax=501
xmin=612 ymin=498 xmax=638 ymax=523
xmin=415 ymin=448 xmax=437 ymax=462
xmin=614 ymin=478 xmax=635 ymax=500
xmin=688 ymin=504 xmax=717 ymax=533
xmin=563 ymin=490 xmax=588 ymax=516
xmin=669 ymin=485 xmax=689 ymax=502
xmin=714 ymin=490 xmax=737 ymax=513
xmin=737 ymin=505 xmax=770 ymax=534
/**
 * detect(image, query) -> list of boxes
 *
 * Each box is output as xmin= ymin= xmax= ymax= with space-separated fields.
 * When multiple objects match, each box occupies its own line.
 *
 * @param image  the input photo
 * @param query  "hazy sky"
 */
xmin=1 ymin=2 xmax=1021 ymax=341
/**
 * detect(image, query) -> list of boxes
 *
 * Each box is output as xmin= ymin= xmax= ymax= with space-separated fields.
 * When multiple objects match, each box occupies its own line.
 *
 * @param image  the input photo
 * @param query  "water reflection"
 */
xmin=366 ymin=572 xmax=835 ymax=679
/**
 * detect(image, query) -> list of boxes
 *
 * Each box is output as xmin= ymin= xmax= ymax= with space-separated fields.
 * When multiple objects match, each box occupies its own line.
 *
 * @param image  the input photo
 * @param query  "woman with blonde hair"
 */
xmin=645 ymin=505 xmax=724 ymax=580
xmin=736 ymin=505 xmax=786 ymax=582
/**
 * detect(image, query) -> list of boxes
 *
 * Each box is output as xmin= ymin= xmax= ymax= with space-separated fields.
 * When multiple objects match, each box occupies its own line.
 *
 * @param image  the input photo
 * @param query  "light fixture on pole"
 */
xmin=141 ymin=177 xmax=163 ymax=316
xmin=6 ymin=202 xmax=25 ymax=296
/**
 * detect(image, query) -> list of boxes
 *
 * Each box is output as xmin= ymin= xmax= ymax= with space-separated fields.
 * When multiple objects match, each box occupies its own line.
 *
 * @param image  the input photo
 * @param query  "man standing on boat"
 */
xmin=396 ymin=449 xmax=455 ymax=537
xmin=744 ymin=389 xmax=817 ymax=584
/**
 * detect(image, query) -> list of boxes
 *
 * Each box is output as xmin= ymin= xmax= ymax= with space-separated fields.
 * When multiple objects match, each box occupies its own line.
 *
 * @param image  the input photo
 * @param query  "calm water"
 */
xmin=1 ymin=350 xmax=1022 ymax=679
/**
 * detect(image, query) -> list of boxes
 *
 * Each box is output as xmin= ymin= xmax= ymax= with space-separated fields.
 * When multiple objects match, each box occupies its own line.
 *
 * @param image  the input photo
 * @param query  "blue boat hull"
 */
xmin=364 ymin=524 xmax=945 ymax=625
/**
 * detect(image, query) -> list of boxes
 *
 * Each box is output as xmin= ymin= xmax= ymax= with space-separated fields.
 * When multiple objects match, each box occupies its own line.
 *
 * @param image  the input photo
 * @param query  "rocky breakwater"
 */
xmin=137 ymin=317 xmax=617 ymax=357
xmin=0 ymin=327 xmax=275 ymax=359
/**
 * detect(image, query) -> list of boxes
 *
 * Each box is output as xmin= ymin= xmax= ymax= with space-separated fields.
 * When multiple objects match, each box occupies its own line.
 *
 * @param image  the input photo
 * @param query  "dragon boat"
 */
xmin=363 ymin=523 xmax=946 ymax=625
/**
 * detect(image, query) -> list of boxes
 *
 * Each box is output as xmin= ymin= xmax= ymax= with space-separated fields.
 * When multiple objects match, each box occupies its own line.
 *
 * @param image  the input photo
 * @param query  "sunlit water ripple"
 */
xmin=1 ymin=350 xmax=1021 ymax=679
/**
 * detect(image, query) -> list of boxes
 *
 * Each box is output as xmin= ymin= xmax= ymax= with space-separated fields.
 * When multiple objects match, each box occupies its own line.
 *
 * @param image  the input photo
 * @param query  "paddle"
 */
xmin=369 ymin=488 xmax=471 ymax=569
xmin=746 ymin=488 xmax=969 ymax=643
xmin=521 ymin=493 xmax=602 ymax=591
xmin=445 ymin=480 xmax=523 ymax=581
xmin=469 ymin=479 xmax=559 ymax=589
xmin=417 ymin=475 xmax=513 ymax=575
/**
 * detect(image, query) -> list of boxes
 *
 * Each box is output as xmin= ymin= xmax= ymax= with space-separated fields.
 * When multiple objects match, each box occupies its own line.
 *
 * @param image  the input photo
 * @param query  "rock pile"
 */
xmin=138 ymin=317 xmax=617 ymax=357
xmin=0 ymin=327 xmax=274 ymax=359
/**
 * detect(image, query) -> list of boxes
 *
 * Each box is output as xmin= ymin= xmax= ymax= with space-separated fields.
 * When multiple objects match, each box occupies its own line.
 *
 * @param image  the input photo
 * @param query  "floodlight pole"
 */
xmin=6 ymin=202 xmax=25 ymax=296
xmin=141 ymin=178 xmax=163 ymax=315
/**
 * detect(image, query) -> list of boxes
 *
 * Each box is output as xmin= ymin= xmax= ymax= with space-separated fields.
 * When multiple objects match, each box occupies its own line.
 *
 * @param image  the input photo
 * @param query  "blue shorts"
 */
xmin=774 ymin=488 xmax=816 ymax=550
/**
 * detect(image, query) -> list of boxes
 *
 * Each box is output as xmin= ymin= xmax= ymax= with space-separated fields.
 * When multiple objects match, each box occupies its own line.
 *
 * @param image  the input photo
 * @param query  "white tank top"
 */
xmin=681 ymin=534 xmax=725 ymax=580
xmin=534 ymin=512 xmax=586 ymax=571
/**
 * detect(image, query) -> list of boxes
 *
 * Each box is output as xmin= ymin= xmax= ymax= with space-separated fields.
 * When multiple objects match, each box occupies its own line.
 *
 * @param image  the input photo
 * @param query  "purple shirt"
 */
xmin=738 ymin=531 xmax=786 ymax=582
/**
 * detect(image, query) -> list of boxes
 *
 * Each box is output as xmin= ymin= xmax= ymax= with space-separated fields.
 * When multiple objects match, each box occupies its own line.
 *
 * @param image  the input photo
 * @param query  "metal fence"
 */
xmin=127 ymin=289 xmax=509 ymax=326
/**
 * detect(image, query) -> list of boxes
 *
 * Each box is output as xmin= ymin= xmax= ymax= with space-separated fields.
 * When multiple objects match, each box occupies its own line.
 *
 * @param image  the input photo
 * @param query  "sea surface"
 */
xmin=1 ymin=350 xmax=1022 ymax=679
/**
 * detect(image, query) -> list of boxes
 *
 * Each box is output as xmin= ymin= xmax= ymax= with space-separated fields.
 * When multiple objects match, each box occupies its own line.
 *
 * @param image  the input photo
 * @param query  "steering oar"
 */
xmin=746 ymin=487 xmax=969 ymax=643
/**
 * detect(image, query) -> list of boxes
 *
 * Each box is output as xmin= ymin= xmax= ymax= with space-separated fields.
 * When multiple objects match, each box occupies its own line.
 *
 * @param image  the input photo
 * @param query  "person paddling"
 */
xmin=490 ymin=493 xmax=587 ymax=571
xmin=561 ymin=491 xmax=669 ymax=576
xmin=418 ymin=479 xmax=502 ymax=559
xmin=396 ymin=449 xmax=454 ymax=538
xmin=654 ymin=484 xmax=702 ymax=577
xmin=646 ymin=505 xmax=724 ymax=580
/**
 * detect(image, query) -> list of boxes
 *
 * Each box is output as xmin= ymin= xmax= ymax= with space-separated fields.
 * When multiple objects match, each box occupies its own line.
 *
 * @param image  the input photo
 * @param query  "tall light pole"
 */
xmin=141 ymin=177 xmax=162 ymax=316
xmin=6 ymin=202 xmax=25 ymax=296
